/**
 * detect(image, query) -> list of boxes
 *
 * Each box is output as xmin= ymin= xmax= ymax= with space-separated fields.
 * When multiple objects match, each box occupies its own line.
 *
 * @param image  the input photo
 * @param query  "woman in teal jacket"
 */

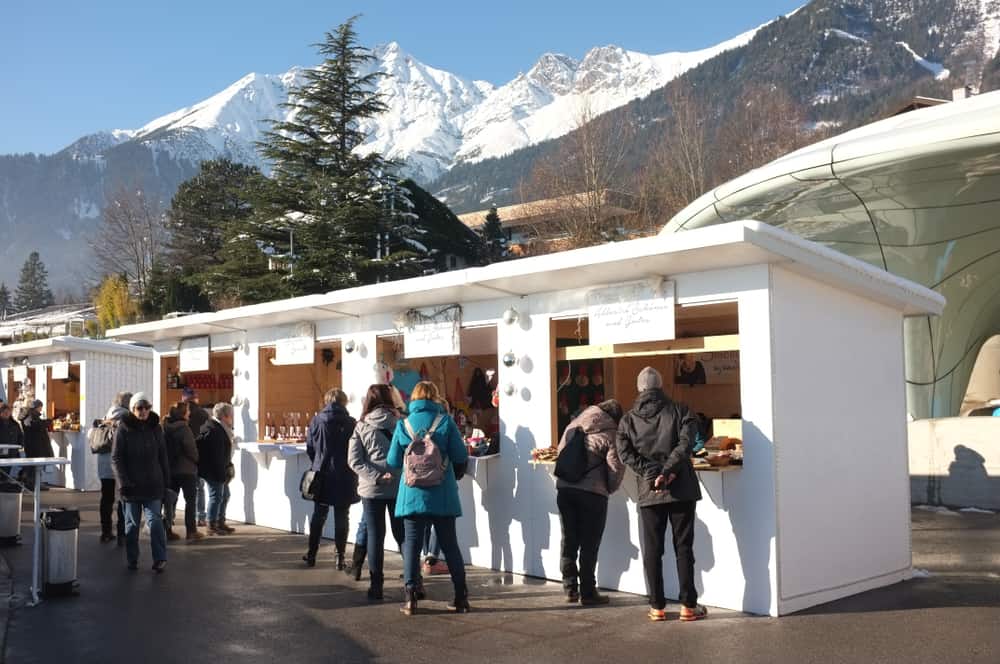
xmin=387 ymin=381 xmax=469 ymax=615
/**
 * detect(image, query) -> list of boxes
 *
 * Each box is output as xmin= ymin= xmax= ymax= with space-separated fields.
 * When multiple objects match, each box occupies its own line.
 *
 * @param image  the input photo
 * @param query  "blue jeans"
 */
xmin=196 ymin=478 xmax=207 ymax=521
xmin=423 ymin=522 xmax=443 ymax=560
xmin=403 ymin=516 xmax=466 ymax=597
xmin=361 ymin=497 xmax=404 ymax=585
xmin=206 ymin=480 xmax=230 ymax=523
xmin=123 ymin=499 xmax=167 ymax=565
xmin=355 ymin=510 xmax=368 ymax=548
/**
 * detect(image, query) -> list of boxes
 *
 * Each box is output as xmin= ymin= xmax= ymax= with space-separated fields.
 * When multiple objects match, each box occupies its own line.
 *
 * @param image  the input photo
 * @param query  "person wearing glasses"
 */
xmin=112 ymin=392 xmax=170 ymax=573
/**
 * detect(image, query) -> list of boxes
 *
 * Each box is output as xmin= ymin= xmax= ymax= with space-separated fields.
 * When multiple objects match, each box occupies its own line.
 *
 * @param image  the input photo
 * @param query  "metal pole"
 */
xmin=31 ymin=470 xmax=41 ymax=606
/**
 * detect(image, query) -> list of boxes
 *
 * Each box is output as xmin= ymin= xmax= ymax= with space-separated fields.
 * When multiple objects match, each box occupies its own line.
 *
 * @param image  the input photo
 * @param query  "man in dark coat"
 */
xmin=197 ymin=402 xmax=236 ymax=535
xmin=183 ymin=388 xmax=211 ymax=527
xmin=303 ymin=388 xmax=358 ymax=569
xmin=0 ymin=402 xmax=24 ymax=458
xmin=111 ymin=392 xmax=170 ymax=572
xmin=616 ymin=367 xmax=707 ymax=622
xmin=19 ymin=400 xmax=52 ymax=489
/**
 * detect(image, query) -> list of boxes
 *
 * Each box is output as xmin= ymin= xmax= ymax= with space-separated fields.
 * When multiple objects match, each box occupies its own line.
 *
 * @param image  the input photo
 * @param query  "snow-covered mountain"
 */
xmin=68 ymin=27 xmax=764 ymax=184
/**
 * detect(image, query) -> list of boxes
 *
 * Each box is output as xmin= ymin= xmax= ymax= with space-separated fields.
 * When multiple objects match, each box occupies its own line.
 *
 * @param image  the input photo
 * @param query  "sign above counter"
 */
xmin=586 ymin=279 xmax=675 ymax=345
xmin=402 ymin=305 xmax=462 ymax=358
xmin=179 ymin=336 xmax=210 ymax=373
xmin=274 ymin=323 xmax=316 ymax=365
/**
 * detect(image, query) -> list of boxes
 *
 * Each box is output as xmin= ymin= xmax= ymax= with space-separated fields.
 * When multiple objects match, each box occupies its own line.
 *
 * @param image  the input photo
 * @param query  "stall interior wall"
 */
xmin=46 ymin=365 xmax=81 ymax=419
xmin=258 ymin=344 xmax=342 ymax=426
xmin=159 ymin=353 xmax=233 ymax=415
xmin=769 ymin=266 xmax=910 ymax=614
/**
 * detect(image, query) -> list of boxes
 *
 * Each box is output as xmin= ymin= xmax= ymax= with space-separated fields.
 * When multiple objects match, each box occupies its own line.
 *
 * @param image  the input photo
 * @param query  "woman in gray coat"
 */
xmin=99 ymin=392 xmax=131 ymax=544
xmin=348 ymin=384 xmax=403 ymax=600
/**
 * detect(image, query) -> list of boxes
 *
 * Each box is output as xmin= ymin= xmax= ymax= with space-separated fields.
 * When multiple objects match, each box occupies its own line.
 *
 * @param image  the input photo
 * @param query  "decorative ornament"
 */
xmin=502 ymin=306 xmax=519 ymax=326
xmin=503 ymin=383 xmax=516 ymax=396
xmin=502 ymin=351 xmax=517 ymax=368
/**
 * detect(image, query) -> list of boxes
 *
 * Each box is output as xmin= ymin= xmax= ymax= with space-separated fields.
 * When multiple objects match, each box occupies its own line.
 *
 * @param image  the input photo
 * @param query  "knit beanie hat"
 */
xmin=129 ymin=392 xmax=152 ymax=410
xmin=636 ymin=366 xmax=663 ymax=391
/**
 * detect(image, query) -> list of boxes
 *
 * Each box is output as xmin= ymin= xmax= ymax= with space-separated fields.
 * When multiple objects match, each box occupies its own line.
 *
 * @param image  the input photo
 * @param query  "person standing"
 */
xmin=97 ymin=393 xmax=131 ymax=544
xmin=387 ymin=381 xmax=469 ymax=615
xmin=19 ymin=400 xmax=52 ymax=490
xmin=617 ymin=367 xmax=707 ymax=622
xmin=303 ymin=389 xmax=357 ymax=569
xmin=197 ymin=403 xmax=237 ymax=536
xmin=0 ymin=403 xmax=24 ymax=458
xmin=183 ymin=388 xmax=210 ymax=527
xmin=556 ymin=399 xmax=625 ymax=605
xmin=111 ymin=393 xmax=170 ymax=573
xmin=163 ymin=401 xmax=203 ymax=542
xmin=348 ymin=384 xmax=403 ymax=600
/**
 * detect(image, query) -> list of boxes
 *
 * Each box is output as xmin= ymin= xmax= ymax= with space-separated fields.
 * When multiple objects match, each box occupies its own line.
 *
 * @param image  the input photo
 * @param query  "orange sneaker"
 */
xmin=680 ymin=604 xmax=708 ymax=622
xmin=648 ymin=608 xmax=668 ymax=622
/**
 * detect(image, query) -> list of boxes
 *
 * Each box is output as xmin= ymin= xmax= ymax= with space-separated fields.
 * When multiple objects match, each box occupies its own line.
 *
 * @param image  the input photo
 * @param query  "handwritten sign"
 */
xmin=586 ymin=279 xmax=675 ymax=345
xmin=275 ymin=323 xmax=316 ymax=365
xmin=179 ymin=336 xmax=210 ymax=373
xmin=51 ymin=361 xmax=70 ymax=380
xmin=404 ymin=317 xmax=460 ymax=358
xmin=12 ymin=366 xmax=27 ymax=383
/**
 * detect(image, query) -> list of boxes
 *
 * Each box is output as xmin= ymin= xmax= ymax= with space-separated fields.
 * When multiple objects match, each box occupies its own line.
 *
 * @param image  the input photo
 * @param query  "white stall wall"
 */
xmin=769 ymin=266 xmax=911 ymax=614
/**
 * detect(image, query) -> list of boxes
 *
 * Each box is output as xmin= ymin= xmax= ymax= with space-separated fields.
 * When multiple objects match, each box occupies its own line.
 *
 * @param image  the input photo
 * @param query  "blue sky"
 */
xmin=0 ymin=0 xmax=803 ymax=155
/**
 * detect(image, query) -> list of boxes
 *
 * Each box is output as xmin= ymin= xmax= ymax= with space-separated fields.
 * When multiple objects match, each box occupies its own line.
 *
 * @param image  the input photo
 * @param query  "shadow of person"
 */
xmin=283 ymin=452 xmax=311 ymax=535
xmin=484 ymin=422 xmax=517 ymax=579
xmin=455 ymin=460 xmax=478 ymax=564
xmin=597 ymin=491 xmax=639 ymax=590
xmin=238 ymin=400 xmax=258 ymax=524
xmin=729 ymin=419 xmax=775 ymax=614
xmin=513 ymin=424 xmax=554 ymax=580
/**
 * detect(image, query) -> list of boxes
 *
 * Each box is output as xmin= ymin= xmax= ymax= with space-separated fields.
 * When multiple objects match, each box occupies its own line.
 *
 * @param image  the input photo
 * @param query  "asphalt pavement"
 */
xmin=1 ymin=492 xmax=998 ymax=664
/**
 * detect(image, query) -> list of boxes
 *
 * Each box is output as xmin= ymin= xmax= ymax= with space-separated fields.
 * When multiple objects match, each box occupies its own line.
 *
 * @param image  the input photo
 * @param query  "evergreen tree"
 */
xmin=14 ymin=251 xmax=55 ymax=312
xmin=166 ymin=159 xmax=274 ymax=306
xmin=258 ymin=15 xmax=391 ymax=295
xmin=480 ymin=206 xmax=507 ymax=262
xmin=141 ymin=262 xmax=212 ymax=317
xmin=0 ymin=283 xmax=11 ymax=318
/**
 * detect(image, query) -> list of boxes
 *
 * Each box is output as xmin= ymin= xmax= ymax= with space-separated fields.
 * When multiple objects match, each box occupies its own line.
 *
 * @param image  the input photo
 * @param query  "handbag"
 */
xmin=300 ymin=469 xmax=323 ymax=500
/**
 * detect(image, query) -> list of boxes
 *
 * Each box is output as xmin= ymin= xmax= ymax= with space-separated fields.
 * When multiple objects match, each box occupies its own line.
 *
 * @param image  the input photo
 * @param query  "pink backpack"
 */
xmin=403 ymin=414 xmax=447 ymax=487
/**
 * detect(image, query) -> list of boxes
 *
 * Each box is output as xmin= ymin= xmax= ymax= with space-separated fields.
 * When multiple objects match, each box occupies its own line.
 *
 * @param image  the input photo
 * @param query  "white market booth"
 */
xmin=107 ymin=221 xmax=943 ymax=616
xmin=0 ymin=336 xmax=154 ymax=490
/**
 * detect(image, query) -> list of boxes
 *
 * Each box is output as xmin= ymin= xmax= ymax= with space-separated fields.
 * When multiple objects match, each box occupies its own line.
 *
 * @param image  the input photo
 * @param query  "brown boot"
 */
xmin=208 ymin=521 xmax=226 ymax=535
xmin=400 ymin=586 xmax=418 ymax=616
xmin=186 ymin=529 xmax=204 ymax=542
xmin=218 ymin=521 xmax=236 ymax=534
xmin=166 ymin=527 xmax=181 ymax=541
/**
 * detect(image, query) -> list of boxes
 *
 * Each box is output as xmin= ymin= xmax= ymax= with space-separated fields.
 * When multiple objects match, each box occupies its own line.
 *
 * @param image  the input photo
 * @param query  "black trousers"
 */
xmin=99 ymin=478 xmax=125 ymax=538
xmin=170 ymin=474 xmax=199 ymax=533
xmin=639 ymin=500 xmax=697 ymax=610
xmin=557 ymin=488 xmax=608 ymax=597
xmin=308 ymin=502 xmax=350 ymax=557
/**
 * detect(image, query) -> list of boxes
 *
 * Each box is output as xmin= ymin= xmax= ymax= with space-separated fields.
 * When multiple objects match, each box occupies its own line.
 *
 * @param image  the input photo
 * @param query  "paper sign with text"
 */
xmin=179 ymin=336 xmax=211 ymax=373
xmin=586 ymin=279 xmax=675 ymax=345
xmin=404 ymin=318 xmax=461 ymax=358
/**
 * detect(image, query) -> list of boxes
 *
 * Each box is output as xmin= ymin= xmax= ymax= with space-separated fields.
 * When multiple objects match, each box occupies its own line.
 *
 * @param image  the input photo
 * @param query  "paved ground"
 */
xmin=1 ymin=493 xmax=998 ymax=664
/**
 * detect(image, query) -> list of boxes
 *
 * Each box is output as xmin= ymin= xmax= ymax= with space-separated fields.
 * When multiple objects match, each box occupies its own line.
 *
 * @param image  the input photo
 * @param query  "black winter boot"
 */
xmin=400 ymin=585 xmax=418 ymax=616
xmin=303 ymin=528 xmax=322 ymax=567
xmin=348 ymin=544 xmax=367 ymax=580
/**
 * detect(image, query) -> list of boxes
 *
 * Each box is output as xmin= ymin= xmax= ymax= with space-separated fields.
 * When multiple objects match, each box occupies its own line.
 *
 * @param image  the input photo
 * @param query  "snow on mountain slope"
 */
xmin=79 ymin=28 xmax=764 ymax=182
xmin=454 ymin=24 xmax=765 ymax=163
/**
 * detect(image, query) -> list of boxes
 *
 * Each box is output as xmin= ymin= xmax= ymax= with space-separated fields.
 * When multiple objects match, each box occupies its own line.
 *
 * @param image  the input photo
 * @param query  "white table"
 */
xmin=0 ymin=457 xmax=71 ymax=606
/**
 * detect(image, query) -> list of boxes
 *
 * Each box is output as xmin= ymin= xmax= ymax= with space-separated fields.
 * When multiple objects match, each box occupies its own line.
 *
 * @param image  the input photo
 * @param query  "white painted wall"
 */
xmin=909 ymin=417 xmax=1000 ymax=509
xmin=769 ymin=266 xmax=911 ymax=614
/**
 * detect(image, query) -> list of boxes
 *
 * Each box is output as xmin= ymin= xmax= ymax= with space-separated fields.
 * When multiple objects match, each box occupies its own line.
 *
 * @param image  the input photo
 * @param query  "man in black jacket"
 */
xmin=183 ymin=388 xmax=210 ymax=527
xmin=19 ymin=400 xmax=52 ymax=490
xmin=197 ymin=403 xmax=236 ymax=536
xmin=617 ymin=367 xmax=707 ymax=622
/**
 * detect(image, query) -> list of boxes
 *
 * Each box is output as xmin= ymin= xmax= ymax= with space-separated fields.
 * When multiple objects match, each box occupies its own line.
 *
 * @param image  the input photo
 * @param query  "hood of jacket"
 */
xmin=407 ymin=399 xmax=443 ymax=417
xmin=576 ymin=405 xmax=617 ymax=434
xmin=164 ymin=418 xmax=188 ymax=434
xmin=323 ymin=402 xmax=350 ymax=419
xmin=633 ymin=389 xmax=668 ymax=419
xmin=361 ymin=406 xmax=396 ymax=431
xmin=120 ymin=411 xmax=161 ymax=432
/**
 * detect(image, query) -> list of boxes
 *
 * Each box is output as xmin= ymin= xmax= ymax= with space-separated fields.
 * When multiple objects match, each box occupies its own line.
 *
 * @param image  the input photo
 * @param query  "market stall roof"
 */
xmin=0 ymin=336 xmax=154 ymax=361
xmin=106 ymin=221 xmax=945 ymax=344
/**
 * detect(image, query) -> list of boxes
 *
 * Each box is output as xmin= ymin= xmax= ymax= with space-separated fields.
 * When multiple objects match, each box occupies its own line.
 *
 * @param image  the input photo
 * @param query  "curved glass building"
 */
xmin=661 ymin=91 xmax=1000 ymax=419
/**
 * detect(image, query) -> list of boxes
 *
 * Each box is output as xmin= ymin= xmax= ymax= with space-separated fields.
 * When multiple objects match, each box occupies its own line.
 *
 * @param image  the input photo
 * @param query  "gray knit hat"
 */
xmin=637 ymin=366 xmax=663 ymax=391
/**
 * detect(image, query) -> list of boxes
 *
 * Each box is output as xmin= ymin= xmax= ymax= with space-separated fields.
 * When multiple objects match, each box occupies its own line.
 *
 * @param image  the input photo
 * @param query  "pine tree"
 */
xmin=258 ymin=15 xmax=391 ymax=295
xmin=480 ymin=206 xmax=507 ymax=262
xmin=166 ymin=159 xmax=274 ymax=306
xmin=0 ymin=283 xmax=12 ymax=318
xmin=14 ymin=252 xmax=55 ymax=312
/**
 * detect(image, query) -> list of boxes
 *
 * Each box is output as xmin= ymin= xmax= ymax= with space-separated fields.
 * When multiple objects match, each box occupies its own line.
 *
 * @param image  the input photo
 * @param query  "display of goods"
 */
xmin=530 ymin=447 xmax=558 ymax=463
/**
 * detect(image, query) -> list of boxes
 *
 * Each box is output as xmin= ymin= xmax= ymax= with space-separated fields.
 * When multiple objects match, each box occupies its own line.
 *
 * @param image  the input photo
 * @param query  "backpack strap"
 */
xmin=403 ymin=413 xmax=445 ymax=441
xmin=403 ymin=418 xmax=417 ymax=440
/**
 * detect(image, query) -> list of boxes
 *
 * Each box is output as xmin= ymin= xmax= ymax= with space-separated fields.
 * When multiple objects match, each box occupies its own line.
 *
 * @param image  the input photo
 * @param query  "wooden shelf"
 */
xmin=555 ymin=334 xmax=739 ymax=361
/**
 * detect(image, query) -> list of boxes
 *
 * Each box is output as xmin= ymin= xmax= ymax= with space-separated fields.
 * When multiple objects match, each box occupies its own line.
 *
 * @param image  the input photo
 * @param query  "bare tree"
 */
xmin=637 ymin=81 xmax=713 ymax=230
xmin=716 ymin=85 xmax=809 ymax=181
xmin=523 ymin=100 xmax=635 ymax=249
xmin=91 ymin=185 xmax=165 ymax=298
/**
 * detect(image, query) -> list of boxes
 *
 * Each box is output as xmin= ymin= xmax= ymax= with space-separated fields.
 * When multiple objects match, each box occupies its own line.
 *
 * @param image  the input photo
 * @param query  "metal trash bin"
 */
xmin=41 ymin=507 xmax=79 ymax=596
xmin=0 ymin=482 xmax=22 ymax=542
